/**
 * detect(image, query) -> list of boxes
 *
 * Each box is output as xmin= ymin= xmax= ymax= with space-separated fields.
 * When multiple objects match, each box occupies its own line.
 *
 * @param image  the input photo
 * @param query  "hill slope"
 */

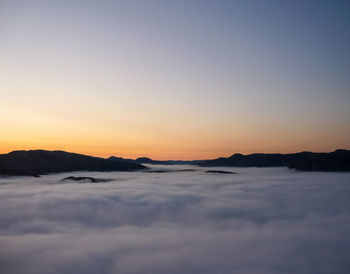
xmin=199 ymin=150 xmax=350 ymax=171
xmin=0 ymin=150 xmax=146 ymax=176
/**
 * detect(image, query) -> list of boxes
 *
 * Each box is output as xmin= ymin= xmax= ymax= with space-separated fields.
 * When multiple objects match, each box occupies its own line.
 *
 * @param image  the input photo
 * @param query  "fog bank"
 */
xmin=1 ymin=166 xmax=350 ymax=274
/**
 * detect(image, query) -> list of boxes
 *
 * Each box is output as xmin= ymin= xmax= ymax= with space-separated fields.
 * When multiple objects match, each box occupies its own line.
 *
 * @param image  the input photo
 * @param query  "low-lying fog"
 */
xmin=1 ymin=166 xmax=350 ymax=274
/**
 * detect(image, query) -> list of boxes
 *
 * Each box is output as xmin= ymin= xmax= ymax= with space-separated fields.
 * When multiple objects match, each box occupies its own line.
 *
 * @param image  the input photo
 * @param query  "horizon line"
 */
xmin=1 ymin=148 xmax=349 ymax=162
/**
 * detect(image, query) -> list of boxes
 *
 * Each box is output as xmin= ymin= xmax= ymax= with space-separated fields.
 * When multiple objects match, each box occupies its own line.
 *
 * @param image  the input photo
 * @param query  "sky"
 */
xmin=1 ymin=167 xmax=350 ymax=273
xmin=1 ymin=0 xmax=349 ymax=160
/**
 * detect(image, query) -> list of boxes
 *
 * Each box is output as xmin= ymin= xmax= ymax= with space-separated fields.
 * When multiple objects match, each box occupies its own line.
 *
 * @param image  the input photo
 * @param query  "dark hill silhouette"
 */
xmin=108 ymin=156 xmax=136 ymax=163
xmin=199 ymin=149 xmax=350 ymax=171
xmin=1 ymin=149 xmax=349 ymax=176
xmin=0 ymin=150 xmax=146 ymax=176
xmin=110 ymin=150 xmax=350 ymax=171
xmin=108 ymin=156 xmax=201 ymax=165
xmin=135 ymin=157 xmax=200 ymax=165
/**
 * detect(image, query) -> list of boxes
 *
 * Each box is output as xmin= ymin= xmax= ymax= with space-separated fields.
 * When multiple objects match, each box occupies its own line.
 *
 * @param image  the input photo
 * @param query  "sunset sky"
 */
xmin=1 ymin=0 xmax=349 ymax=160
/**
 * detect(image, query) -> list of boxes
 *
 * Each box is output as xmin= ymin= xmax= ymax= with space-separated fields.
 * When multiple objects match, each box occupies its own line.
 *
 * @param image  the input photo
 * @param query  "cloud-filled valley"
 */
xmin=1 ymin=166 xmax=350 ymax=274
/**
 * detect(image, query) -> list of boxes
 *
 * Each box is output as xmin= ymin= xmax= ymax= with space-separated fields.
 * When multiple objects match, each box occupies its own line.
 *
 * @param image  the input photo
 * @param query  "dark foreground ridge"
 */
xmin=206 ymin=170 xmax=237 ymax=174
xmin=62 ymin=176 xmax=112 ymax=183
xmin=199 ymin=149 xmax=350 ymax=171
xmin=0 ymin=150 xmax=146 ymax=176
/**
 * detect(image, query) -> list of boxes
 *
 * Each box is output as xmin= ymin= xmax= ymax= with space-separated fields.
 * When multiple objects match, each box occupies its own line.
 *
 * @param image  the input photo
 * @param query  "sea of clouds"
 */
xmin=0 ymin=165 xmax=350 ymax=274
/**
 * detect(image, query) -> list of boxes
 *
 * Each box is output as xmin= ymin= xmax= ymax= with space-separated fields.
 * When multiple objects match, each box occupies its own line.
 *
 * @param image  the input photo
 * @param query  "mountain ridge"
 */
xmin=0 ymin=150 xmax=146 ymax=176
xmin=199 ymin=149 xmax=350 ymax=171
xmin=1 ymin=149 xmax=350 ymax=176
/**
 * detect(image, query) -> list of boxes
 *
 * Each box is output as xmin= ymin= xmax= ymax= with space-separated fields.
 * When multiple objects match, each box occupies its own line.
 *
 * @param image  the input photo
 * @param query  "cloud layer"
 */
xmin=1 ymin=166 xmax=350 ymax=274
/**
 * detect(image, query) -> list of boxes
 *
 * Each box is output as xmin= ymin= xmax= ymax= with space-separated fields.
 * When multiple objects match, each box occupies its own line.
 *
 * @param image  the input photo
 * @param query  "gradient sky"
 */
xmin=1 ymin=0 xmax=349 ymax=160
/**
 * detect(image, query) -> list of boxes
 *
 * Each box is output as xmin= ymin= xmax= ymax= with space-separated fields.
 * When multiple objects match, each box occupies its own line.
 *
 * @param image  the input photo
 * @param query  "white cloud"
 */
xmin=1 ymin=167 xmax=350 ymax=273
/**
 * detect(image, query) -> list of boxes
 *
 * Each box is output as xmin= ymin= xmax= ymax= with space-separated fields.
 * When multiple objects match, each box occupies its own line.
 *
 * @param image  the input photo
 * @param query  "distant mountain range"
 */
xmin=110 ymin=150 xmax=350 ymax=171
xmin=108 ymin=156 xmax=202 ymax=165
xmin=199 ymin=149 xmax=350 ymax=171
xmin=0 ymin=149 xmax=349 ymax=176
xmin=0 ymin=150 xmax=146 ymax=176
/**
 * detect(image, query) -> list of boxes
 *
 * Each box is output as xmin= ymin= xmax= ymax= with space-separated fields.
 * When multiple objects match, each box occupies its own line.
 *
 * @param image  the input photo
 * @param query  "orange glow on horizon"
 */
xmin=1 ymin=105 xmax=349 ymax=160
xmin=1 ymin=141 xmax=349 ymax=161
